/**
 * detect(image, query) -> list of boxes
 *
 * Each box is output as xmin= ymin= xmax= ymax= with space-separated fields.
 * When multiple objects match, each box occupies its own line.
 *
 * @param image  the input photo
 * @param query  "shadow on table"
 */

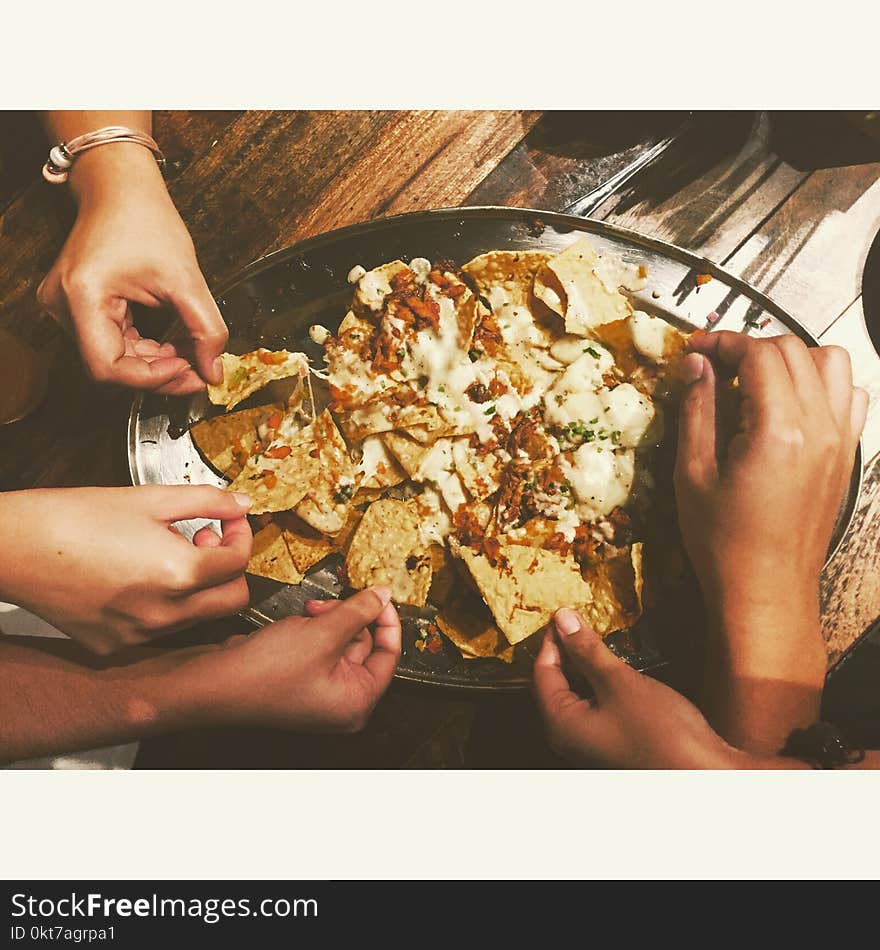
xmin=768 ymin=112 xmax=880 ymax=171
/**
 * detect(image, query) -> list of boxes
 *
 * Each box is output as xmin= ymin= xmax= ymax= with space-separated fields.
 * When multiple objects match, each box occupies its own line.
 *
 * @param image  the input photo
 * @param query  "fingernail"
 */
xmin=232 ymin=492 xmax=253 ymax=509
xmin=680 ymin=352 xmax=705 ymax=385
xmin=554 ymin=608 xmax=582 ymax=636
xmin=368 ymin=585 xmax=392 ymax=607
xmin=212 ymin=356 xmax=224 ymax=381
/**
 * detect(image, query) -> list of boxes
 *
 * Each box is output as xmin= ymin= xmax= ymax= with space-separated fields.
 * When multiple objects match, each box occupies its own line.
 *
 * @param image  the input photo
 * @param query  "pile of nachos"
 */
xmin=191 ymin=238 xmax=690 ymax=664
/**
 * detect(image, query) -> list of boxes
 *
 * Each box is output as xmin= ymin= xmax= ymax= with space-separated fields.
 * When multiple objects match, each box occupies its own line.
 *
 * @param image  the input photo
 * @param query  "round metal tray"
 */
xmin=128 ymin=207 xmax=862 ymax=690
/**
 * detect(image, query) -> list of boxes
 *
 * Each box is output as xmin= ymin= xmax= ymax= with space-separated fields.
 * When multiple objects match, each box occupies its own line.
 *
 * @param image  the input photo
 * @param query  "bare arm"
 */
xmin=0 ymin=589 xmax=402 ymax=765
xmin=674 ymin=334 xmax=867 ymax=755
xmin=0 ymin=635 xmax=210 ymax=764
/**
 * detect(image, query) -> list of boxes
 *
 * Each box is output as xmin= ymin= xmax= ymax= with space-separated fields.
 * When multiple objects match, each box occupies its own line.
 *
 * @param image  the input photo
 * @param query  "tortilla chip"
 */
xmin=380 ymin=430 xmax=435 ymax=479
xmin=336 ymin=398 xmax=441 ymax=443
xmin=247 ymin=523 xmax=303 ymax=584
xmin=227 ymin=416 xmax=321 ymax=514
xmin=359 ymin=434 xmax=407 ymax=490
xmin=208 ymin=350 xmax=309 ymax=410
xmin=190 ymin=405 xmax=279 ymax=480
xmin=435 ymin=595 xmax=515 ymax=663
xmin=534 ymin=239 xmax=632 ymax=337
xmin=351 ymin=261 xmax=410 ymax=317
xmin=276 ymin=505 xmax=365 ymax=575
xmin=451 ymin=437 xmax=503 ymax=501
xmin=463 ymin=250 xmax=553 ymax=306
xmin=427 ymin=543 xmax=459 ymax=604
xmin=292 ymin=410 xmax=360 ymax=536
xmin=580 ymin=542 xmax=644 ymax=636
xmin=456 ymin=541 xmax=593 ymax=645
xmin=345 ymin=498 xmax=432 ymax=606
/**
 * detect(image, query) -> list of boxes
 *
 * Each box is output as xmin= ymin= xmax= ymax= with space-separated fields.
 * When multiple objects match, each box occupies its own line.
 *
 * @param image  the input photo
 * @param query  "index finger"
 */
xmin=690 ymin=331 xmax=798 ymax=430
xmin=361 ymin=600 xmax=402 ymax=689
xmin=168 ymin=281 xmax=228 ymax=386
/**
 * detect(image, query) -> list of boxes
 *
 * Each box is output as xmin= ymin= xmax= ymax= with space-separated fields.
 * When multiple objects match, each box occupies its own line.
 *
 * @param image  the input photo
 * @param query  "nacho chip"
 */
xmin=358 ymin=434 xmax=407 ymax=490
xmin=227 ymin=417 xmax=321 ymax=514
xmin=463 ymin=250 xmax=553 ymax=307
xmin=451 ymin=437 xmax=503 ymax=501
xmin=351 ymin=261 xmax=410 ymax=317
xmin=534 ymin=239 xmax=632 ymax=337
xmin=247 ymin=523 xmax=303 ymax=584
xmin=435 ymin=595 xmax=515 ymax=663
xmin=456 ymin=541 xmax=593 ymax=645
xmin=293 ymin=410 xmax=360 ymax=536
xmin=345 ymin=498 xmax=432 ymax=606
xmin=336 ymin=397 xmax=441 ymax=443
xmin=427 ymin=543 xmax=458 ymax=604
xmin=190 ymin=405 xmax=279 ymax=480
xmin=580 ymin=542 xmax=644 ymax=636
xmin=208 ymin=350 xmax=309 ymax=410
xmin=380 ymin=430 xmax=435 ymax=479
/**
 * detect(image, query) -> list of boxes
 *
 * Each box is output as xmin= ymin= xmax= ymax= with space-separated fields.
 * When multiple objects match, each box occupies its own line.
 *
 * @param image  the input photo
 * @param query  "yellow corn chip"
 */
xmin=208 ymin=350 xmax=309 ymax=410
xmin=345 ymin=498 xmax=432 ymax=606
xmin=293 ymin=410 xmax=360 ymax=536
xmin=247 ymin=523 xmax=303 ymax=584
xmin=435 ymin=595 xmax=515 ymax=663
xmin=534 ymin=239 xmax=632 ymax=337
xmin=190 ymin=405 xmax=279 ymax=480
xmin=456 ymin=541 xmax=594 ymax=645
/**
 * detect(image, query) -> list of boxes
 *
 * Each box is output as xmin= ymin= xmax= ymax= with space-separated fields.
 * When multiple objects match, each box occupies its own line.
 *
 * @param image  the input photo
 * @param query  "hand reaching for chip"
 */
xmin=534 ymin=609 xmax=741 ymax=768
xmin=37 ymin=141 xmax=227 ymax=395
xmin=674 ymin=332 xmax=868 ymax=753
xmin=190 ymin=588 xmax=402 ymax=732
xmin=0 ymin=486 xmax=252 ymax=654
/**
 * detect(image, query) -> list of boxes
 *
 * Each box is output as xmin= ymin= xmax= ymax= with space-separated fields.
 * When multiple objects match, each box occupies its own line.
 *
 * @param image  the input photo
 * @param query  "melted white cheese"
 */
xmin=594 ymin=256 xmax=648 ymax=294
xmin=629 ymin=310 xmax=671 ymax=364
xmin=600 ymin=383 xmax=656 ymax=448
xmin=561 ymin=444 xmax=635 ymax=520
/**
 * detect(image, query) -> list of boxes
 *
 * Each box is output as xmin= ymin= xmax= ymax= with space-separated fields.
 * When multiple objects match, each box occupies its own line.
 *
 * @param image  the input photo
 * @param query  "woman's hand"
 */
xmin=187 ymin=588 xmax=402 ymax=733
xmin=674 ymin=332 xmax=868 ymax=752
xmin=0 ymin=485 xmax=253 ymax=654
xmin=534 ymin=609 xmax=741 ymax=769
xmin=37 ymin=145 xmax=227 ymax=395
xmin=675 ymin=332 xmax=866 ymax=607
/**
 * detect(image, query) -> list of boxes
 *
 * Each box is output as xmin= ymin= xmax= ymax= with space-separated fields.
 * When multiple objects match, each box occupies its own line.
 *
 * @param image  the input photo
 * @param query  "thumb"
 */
xmin=313 ymin=587 xmax=394 ymax=654
xmin=553 ymin=608 xmax=624 ymax=698
xmin=674 ymin=351 xmax=718 ymax=490
xmin=168 ymin=279 xmax=228 ymax=385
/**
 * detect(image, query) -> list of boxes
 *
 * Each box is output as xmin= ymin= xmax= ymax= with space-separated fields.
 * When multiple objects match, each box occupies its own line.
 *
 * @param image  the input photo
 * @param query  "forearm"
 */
xmin=0 ymin=637 xmax=223 ymax=765
xmin=41 ymin=110 xmax=164 ymax=207
xmin=701 ymin=582 xmax=826 ymax=756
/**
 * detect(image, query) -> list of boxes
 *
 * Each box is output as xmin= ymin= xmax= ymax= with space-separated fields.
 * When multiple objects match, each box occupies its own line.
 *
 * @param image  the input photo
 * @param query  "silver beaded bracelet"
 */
xmin=42 ymin=126 xmax=165 ymax=184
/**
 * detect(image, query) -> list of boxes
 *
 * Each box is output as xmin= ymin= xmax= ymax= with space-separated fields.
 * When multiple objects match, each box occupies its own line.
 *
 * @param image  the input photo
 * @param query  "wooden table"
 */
xmin=2 ymin=110 xmax=879 ymax=768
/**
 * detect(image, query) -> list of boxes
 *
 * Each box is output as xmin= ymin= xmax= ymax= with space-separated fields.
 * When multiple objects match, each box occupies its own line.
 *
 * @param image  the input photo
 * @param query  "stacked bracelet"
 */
xmin=42 ymin=126 xmax=165 ymax=184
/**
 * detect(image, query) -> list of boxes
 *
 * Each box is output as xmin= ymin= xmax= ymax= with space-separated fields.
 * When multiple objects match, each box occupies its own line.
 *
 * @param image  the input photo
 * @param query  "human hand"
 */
xmin=674 ymin=332 xmax=868 ymax=751
xmin=194 ymin=588 xmax=402 ymax=733
xmin=0 ymin=485 xmax=252 ymax=654
xmin=37 ymin=146 xmax=227 ymax=395
xmin=534 ymin=609 xmax=740 ymax=769
xmin=675 ymin=332 xmax=866 ymax=604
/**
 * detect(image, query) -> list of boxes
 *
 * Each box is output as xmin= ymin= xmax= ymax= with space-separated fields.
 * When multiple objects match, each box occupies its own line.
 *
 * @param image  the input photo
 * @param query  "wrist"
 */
xmin=68 ymin=142 xmax=168 ymax=209
xmin=108 ymin=644 xmax=235 ymax=734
